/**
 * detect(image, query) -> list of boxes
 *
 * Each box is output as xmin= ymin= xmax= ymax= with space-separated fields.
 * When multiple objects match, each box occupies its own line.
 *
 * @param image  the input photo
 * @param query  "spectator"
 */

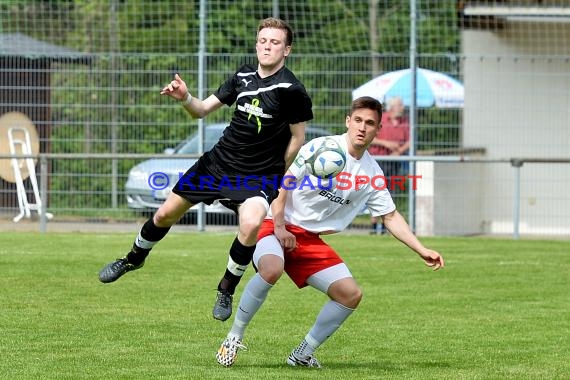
xmin=367 ymin=96 xmax=409 ymax=234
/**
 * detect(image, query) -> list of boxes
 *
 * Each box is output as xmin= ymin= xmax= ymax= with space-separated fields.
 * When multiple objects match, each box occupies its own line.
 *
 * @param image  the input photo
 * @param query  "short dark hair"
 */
xmin=258 ymin=17 xmax=294 ymax=46
xmin=350 ymin=96 xmax=383 ymax=120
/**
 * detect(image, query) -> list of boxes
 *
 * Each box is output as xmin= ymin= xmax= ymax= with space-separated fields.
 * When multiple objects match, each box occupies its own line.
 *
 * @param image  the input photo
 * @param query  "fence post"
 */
xmin=40 ymin=155 xmax=48 ymax=234
xmin=511 ymin=159 xmax=523 ymax=240
xmin=196 ymin=0 xmax=207 ymax=232
xmin=407 ymin=0 xmax=418 ymax=232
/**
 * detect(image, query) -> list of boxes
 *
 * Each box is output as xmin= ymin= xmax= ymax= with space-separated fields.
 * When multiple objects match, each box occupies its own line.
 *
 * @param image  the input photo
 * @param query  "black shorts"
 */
xmin=172 ymin=156 xmax=281 ymax=212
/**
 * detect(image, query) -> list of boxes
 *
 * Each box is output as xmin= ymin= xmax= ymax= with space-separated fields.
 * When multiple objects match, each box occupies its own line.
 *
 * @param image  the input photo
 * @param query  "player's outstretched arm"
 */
xmin=382 ymin=210 xmax=444 ymax=270
xmin=271 ymin=172 xmax=297 ymax=251
xmin=160 ymin=73 xmax=223 ymax=119
xmin=284 ymin=122 xmax=306 ymax=170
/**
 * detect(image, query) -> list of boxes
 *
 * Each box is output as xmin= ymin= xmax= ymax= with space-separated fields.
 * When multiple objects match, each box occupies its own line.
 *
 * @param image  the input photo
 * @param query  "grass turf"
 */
xmin=0 ymin=232 xmax=568 ymax=379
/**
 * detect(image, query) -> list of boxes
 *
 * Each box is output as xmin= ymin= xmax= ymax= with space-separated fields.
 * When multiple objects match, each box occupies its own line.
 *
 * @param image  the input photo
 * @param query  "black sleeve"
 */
xmin=213 ymin=72 xmax=239 ymax=106
xmin=283 ymin=82 xmax=313 ymax=124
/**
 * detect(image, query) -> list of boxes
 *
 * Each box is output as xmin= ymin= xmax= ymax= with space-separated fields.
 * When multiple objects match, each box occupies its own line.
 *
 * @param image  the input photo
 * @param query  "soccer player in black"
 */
xmin=98 ymin=18 xmax=313 ymax=322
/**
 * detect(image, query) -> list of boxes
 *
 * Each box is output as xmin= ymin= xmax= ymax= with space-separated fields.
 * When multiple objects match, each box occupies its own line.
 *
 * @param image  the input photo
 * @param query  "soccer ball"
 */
xmin=305 ymin=138 xmax=347 ymax=178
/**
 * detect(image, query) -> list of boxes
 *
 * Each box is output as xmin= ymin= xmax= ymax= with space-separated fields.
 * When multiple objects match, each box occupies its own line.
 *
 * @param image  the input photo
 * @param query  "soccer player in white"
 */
xmin=216 ymin=96 xmax=444 ymax=368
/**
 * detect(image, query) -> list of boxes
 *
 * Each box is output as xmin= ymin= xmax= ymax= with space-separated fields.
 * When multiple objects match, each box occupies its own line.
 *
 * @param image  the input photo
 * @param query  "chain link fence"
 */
xmin=1 ymin=1 xmax=569 ymax=237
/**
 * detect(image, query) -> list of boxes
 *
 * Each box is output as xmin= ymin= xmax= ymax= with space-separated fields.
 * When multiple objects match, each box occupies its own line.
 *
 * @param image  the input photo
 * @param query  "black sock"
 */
xmin=371 ymin=222 xmax=378 ymax=232
xmin=127 ymin=218 xmax=171 ymax=266
xmin=127 ymin=246 xmax=149 ymax=266
xmin=218 ymin=237 xmax=255 ymax=294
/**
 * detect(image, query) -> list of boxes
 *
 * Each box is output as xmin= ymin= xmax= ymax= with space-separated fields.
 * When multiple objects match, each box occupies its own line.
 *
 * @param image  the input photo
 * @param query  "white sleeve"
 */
xmin=363 ymin=156 xmax=396 ymax=216
xmin=366 ymin=189 xmax=396 ymax=217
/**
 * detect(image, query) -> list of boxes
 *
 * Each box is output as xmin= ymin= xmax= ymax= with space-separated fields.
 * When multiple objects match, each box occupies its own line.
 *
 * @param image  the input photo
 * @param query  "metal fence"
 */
xmin=2 ymin=152 xmax=568 ymax=239
xmin=1 ymin=1 xmax=569 ymax=238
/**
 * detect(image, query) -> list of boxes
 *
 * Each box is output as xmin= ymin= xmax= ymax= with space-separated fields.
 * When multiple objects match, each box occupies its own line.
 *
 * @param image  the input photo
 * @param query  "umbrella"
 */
xmin=352 ymin=67 xmax=464 ymax=108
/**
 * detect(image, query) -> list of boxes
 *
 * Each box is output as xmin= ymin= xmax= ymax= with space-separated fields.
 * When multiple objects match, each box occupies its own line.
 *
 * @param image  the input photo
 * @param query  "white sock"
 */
xmin=228 ymin=273 xmax=273 ymax=340
xmin=296 ymin=300 xmax=354 ymax=356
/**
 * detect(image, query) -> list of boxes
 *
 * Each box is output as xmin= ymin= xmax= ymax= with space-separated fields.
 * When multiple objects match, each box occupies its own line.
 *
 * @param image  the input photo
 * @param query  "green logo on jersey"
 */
xmin=294 ymin=155 xmax=305 ymax=168
xmin=247 ymin=98 xmax=263 ymax=133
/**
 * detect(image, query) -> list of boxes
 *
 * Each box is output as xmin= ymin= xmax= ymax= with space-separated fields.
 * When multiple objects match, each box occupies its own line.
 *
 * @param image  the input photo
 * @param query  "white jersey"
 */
xmin=269 ymin=134 xmax=396 ymax=234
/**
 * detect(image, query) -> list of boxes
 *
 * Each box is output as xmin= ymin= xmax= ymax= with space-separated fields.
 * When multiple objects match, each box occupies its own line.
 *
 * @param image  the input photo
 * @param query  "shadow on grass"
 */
xmin=235 ymin=358 xmax=454 ymax=371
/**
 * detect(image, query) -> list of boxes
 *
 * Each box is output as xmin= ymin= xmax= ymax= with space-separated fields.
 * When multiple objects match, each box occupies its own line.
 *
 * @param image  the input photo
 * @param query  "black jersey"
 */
xmin=206 ymin=64 xmax=313 ymax=177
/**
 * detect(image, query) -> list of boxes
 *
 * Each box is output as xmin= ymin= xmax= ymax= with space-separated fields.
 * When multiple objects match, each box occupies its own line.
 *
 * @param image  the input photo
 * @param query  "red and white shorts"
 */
xmin=254 ymin=219 xmax=352 ymax=290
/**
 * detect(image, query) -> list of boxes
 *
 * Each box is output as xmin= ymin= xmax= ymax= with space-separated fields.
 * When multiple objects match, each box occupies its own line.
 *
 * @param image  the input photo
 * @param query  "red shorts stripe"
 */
xmin=258 ymin=220 xmax=344 ymax=288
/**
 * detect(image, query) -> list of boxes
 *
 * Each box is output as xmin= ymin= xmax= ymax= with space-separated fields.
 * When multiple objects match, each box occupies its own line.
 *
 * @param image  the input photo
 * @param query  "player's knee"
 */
xmin=238 ymin=218 xmax=263 ymax=241
xmin=340 ymin=284 xmax=361 ymax=308
xmin=153 ymin=209 xmax=180 ymax=227
xmin=257 ymin=258 xmax=284 ymax=285
xmin=351 ymin=286 xmax=363 ymax=308
xmin=238 ymin=201 xmax=267 ymax=239
xmin=259 ymin=266 xmax=283 ymax=285
xmin=331 ymin=280 xmax=362 ymax=309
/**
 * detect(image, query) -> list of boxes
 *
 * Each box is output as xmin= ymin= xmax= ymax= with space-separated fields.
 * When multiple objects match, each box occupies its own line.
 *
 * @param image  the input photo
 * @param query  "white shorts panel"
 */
xmin=306 ymin=263 xmax=353 ymax=294
xmin=253 ymin=234 xmax=284 ymax=267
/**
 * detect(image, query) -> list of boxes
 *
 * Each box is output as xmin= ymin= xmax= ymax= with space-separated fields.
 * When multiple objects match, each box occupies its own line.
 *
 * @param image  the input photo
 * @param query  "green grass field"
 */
xmin=1 ymin=232 xmax=568 ymax=380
